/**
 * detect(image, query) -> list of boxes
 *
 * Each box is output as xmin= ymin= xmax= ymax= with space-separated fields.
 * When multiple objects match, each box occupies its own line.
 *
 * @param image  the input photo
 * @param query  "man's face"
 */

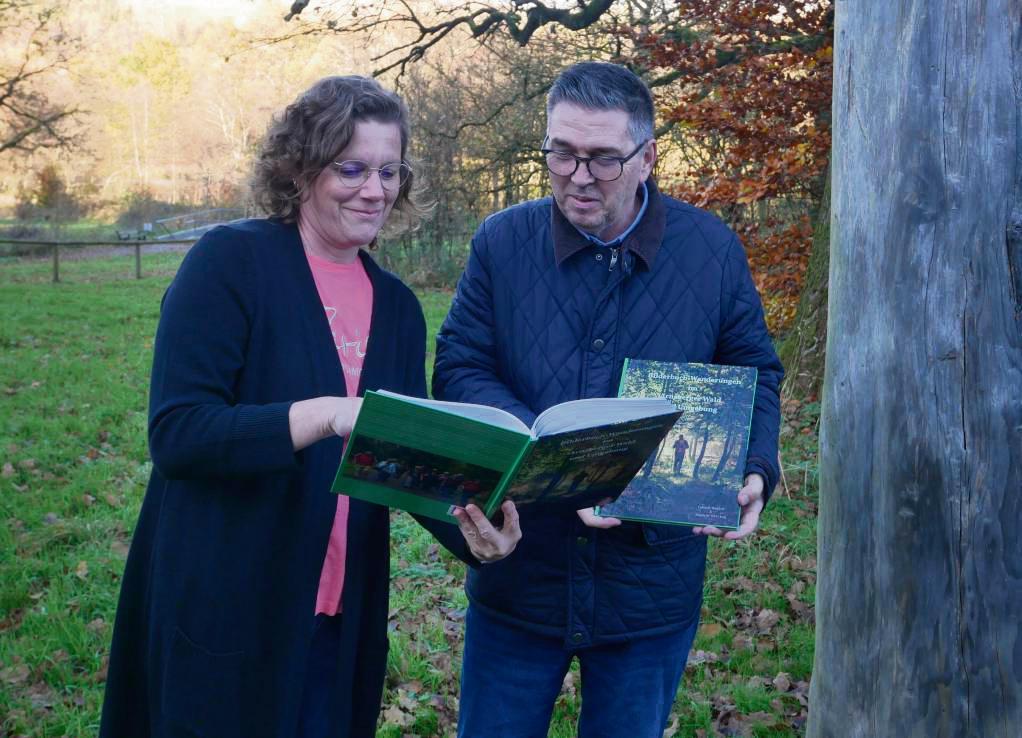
xmin=545 ymin=102 xmax=656 ymax=242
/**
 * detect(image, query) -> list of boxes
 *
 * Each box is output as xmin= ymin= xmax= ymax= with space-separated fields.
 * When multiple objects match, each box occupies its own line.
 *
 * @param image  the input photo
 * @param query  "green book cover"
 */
xmin=596 ymin=360 xmax=758 ymax=529
xmin=331 ymin=390 xmax=681 ymax=522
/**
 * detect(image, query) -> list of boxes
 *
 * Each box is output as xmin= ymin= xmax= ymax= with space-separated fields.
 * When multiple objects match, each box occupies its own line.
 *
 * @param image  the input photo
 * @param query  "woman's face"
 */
xmin=298 ymin=119 xmax=403 ymax=260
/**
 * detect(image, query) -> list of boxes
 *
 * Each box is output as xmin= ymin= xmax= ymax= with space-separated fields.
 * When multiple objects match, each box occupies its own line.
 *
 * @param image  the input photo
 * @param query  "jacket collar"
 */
xmin=552 ymin=177 xmax=667 ymax=270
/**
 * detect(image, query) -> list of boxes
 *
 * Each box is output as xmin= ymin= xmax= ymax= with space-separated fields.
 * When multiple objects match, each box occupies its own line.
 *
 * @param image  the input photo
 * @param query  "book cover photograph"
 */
xmin=332 ymin=390 xmax=681 ymax=522
xmin=596 ymin=360 xmax=758 ymax=529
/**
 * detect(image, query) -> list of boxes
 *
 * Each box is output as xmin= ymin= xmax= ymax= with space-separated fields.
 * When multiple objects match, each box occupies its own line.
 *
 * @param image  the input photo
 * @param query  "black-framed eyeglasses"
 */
xmin=540 ymin=140 xmax=648 ymax=182
xmin=331 ymin=160 xmax=411 ymax=191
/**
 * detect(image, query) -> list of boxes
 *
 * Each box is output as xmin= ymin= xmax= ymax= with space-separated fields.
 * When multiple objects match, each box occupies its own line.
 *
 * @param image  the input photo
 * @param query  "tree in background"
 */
xmin=0 ymin=0 xmax=80 ymax=158
xmin=14 ymin=162 xmax=83 ymax=223
xmin=633 ymin=1 xmax=832 ymax=335
xmin=284 ymin=1 xmax=833 ymax=362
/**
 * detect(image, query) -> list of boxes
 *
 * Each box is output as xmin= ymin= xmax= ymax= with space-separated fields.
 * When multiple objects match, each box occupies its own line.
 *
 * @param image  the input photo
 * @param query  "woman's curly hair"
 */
xmin=250 ymin=76 xmax=431 ymax=240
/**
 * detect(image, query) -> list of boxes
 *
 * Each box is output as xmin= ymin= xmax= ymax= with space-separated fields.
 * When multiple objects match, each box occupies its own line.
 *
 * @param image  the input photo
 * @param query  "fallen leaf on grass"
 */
xmin=772 ymin=672 xmax=792 ymax=692
xmin=560 ymin=670 xmax=577 ymax=699
xmin=396 ymin=688 xmax=418 ymax=711
xmin=382 ymin=704 xmax=414 ymax=727
xmin=786 ymin=594 xmax=814 ymax=623
xmin=86 ymin=618 xmax=106 ymax=633
xmin=755 ymin=609 xmax=781 ymax=632
xmin=19 ymin=459 xmax=36 ymax=470
xmin=661 ymin=710 xmax=680 ymax=737
xmin=110 ymin=540 xmax=130 ymax=558
xmin=699 ymin=622 xmax=724 ymax=638
xmin=75 ymin=561 xmax=89 ymax=580
xmin=0 ymin=663 xmax=30 ymax=684
xmin=733 ymin=634 xmax=755 ymax=651
xmin=27 ymin=681 xmax=56 ymax=710
xmin=687 ymin=649 xmax=721 ymax=667
xmin=724 ymin=576 xmax=761 ymax=593
xmin=0 ymin=608 xmax=25 ymax=633
xmin=91 ymin=655 xmax=109 ymax=684
xmin=2 ymin=462 xmax=14 ymax=477
xmin=82 ymin=494 xmax=96 ymax=507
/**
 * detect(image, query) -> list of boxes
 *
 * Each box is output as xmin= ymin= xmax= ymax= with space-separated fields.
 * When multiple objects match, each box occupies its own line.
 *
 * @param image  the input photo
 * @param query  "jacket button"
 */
xmin=591 ymin=338 xmax=605 ymax=351
xmin=571 ymin=632 xmax=584 ymax=644
xmin=576 ymin=536 xmax=588 ymax=547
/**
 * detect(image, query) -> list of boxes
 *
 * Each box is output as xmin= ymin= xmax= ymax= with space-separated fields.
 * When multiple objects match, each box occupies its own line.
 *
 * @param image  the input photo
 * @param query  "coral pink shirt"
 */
xmin=305 ymin=249 xmax=373 ymax=616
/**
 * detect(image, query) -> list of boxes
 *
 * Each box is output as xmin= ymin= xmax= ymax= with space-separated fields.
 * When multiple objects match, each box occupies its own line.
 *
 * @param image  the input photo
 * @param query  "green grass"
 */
xmin=0 ymin=251 xmax=819 ymax=737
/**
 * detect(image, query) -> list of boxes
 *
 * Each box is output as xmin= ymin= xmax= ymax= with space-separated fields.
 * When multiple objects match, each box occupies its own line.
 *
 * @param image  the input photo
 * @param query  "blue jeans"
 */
xmin=457 ymin=605 xmax=698 ymax=738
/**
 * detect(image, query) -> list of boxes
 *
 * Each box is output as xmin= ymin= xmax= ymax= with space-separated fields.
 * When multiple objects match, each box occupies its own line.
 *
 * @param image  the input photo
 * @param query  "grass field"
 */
xmin=0 ymin=252 xmax=820 ymax=737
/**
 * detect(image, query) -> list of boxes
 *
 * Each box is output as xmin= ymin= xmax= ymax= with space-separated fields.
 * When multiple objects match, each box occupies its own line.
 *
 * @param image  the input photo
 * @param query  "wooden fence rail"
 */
xmin=0 ymin=239 xmax=198 ymax=282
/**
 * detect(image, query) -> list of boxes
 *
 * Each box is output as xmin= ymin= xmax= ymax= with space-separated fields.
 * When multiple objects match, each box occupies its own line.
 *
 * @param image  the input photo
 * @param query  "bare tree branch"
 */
xmin=281 ymin=0 xmax=616 ymax=78
xmin=0 ymin=0 xmax=81 ymax=157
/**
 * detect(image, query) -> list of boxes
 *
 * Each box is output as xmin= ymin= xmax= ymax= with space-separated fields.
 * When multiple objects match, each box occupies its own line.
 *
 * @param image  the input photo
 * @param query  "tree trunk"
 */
xmin=809 ymin=2 xmax=1022 ymax=737
xmin=778 ymin=163 xmax=830 ymax=401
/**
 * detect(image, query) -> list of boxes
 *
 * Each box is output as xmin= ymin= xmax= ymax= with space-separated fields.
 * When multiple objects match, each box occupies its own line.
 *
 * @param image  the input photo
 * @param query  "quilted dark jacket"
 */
xmin=433 ymin=179 xmax=783 ymax=646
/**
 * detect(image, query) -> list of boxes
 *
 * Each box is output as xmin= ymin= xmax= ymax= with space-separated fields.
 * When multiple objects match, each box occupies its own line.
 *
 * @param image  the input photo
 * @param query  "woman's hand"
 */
xmin=289 ymin=397 xmax=363 ymax=451
xmin=452 ymin=500 xmax=522 ymax=563
xmin=325 ymin=397 xmax=362 ymax=438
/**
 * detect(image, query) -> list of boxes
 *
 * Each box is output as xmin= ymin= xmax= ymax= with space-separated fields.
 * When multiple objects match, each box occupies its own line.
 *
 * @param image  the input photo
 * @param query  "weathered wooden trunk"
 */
xmin=809 ymin=1 xmax=1022 ymax=737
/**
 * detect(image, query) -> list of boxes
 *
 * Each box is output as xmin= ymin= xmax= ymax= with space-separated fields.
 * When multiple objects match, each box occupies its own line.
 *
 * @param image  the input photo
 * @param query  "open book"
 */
xmin=331 ymin=390 xmax=681 ymax=522
xmin=596 ymin=360 xmax=757 ymax=529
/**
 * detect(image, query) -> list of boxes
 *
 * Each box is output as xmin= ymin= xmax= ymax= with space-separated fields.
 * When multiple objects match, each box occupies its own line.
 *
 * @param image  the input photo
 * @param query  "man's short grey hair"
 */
xmin=546 ymin=62 xmax=655 ymax=145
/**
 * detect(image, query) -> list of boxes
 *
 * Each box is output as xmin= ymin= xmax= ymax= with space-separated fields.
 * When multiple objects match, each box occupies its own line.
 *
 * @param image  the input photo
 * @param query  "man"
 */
xmin=673 ymin=434 xmax=690 ymax=475
xmin=434 ymin=62 xmax=782 ymax=738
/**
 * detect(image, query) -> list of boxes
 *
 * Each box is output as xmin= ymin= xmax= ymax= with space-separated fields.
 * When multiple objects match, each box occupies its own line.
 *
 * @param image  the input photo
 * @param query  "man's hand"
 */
xmin=577 ymin=503 xmax=621 ymax=529
xmin=693 ymin=473 xmax=765 ymax=540
xmin=452 ymin=500 xmax=522 ymax=563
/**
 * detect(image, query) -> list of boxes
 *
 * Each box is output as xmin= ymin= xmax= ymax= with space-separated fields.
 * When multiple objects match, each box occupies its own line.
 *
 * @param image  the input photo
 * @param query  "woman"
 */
xmin=100 ymin=76 xmax=520 ymax=738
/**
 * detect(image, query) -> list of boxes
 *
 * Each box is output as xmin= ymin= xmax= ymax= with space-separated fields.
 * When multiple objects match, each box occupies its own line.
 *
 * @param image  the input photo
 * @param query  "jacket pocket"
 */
xmin=162 ymin=628 xmax=244 ymax=738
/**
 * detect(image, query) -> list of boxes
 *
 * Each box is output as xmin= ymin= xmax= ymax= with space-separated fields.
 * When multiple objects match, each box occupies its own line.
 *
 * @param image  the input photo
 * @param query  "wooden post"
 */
xmin=135 ymin=243 xmax=142 ymax=279
xmin=52 ymin=243 xmax=59 ymax=283
xmin=809 ymin=1 xmax=1022 ymax=736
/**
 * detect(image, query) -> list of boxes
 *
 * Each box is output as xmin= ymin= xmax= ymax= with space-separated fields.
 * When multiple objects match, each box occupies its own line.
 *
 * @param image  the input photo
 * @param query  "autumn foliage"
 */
xmin=631 ymin=0 xmax=833 ymax=331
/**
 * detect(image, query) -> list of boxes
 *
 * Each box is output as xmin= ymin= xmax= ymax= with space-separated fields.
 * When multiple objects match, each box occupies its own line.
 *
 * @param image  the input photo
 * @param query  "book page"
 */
xmin=530 ymin=397 xmax=678 ymax=437
xmin=376 ymin=390 xmax=531 ymax=433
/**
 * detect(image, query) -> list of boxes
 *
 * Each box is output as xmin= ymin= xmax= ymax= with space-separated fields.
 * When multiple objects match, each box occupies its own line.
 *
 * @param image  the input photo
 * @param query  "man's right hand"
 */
xmin=453 ymin=500 xmax=522 ymax=563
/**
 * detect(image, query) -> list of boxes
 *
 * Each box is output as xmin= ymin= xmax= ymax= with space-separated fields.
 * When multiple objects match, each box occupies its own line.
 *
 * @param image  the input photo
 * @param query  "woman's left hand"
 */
xmin=452 ymin=500 xmax=522 ymax=563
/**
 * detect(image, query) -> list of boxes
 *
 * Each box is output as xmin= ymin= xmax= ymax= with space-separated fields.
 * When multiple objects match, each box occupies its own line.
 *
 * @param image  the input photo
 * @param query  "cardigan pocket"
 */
xmin=162 ymin=628 xmax=245 ymax=738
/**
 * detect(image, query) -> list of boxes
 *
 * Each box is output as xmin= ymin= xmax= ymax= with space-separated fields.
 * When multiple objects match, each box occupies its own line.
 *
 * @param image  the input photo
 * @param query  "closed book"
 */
xmin=596 ymin=360 xmax=757 ymax=529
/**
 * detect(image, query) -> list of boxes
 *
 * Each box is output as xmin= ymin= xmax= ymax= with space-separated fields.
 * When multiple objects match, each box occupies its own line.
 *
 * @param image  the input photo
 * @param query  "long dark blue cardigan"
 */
xmin=100 ymin=219 xmax=470 ymax=738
